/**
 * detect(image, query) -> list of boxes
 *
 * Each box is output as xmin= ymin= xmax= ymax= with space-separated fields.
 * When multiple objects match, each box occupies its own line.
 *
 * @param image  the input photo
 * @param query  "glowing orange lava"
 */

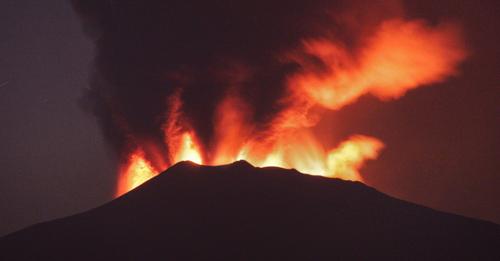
xmin=116 ymin=16 xmax=466 ymax=197
xmin=116 ymin=150 xmax=158 ymax=196
xmin=172 ymin=132 xmax=203 ymax=165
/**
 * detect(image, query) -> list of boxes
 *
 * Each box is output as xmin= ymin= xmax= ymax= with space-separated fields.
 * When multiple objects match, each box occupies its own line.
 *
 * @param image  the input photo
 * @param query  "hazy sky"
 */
xmin=0 ymin=0 xmax=115 ymax=235
xmin=1 ymin=0 xmax=499 ymax=236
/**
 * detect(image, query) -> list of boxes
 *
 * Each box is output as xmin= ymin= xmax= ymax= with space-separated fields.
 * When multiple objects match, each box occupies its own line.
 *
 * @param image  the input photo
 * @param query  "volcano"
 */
xmin=1 ymin=161 xmax=499 ymax=260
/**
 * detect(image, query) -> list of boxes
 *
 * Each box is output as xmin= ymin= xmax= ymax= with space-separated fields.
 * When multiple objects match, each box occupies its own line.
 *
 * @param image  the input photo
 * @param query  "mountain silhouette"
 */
xmin=1 ymin=161 xmax=499 ymax=260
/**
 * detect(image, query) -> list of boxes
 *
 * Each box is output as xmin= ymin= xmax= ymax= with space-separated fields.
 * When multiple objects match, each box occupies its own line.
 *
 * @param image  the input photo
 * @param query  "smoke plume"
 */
xmin=72 ymin=0 xmax=466 ymax=185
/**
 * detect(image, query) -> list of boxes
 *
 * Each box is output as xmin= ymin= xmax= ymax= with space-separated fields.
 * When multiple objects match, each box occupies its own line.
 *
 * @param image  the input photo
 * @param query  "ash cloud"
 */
xmin=71 ymin=0 xmax=403 ymax=162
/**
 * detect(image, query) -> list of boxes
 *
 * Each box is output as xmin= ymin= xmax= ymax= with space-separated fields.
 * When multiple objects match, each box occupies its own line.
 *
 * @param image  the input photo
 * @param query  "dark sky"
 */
xmin=0 ymin=0 xmax=499 ymax=236
xmin=0 ymin=0 xmax=115 ymax=236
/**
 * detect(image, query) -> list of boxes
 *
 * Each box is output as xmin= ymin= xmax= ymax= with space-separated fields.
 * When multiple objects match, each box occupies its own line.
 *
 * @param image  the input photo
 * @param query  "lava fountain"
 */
xmin=116 ymin=17 xmax=466 ymax=196
xmin=70 ymin=1 xmax=467 ymax=197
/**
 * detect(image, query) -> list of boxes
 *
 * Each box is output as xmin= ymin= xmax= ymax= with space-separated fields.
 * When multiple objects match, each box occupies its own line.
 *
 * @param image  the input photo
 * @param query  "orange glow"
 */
xmin=116 ymin=131 xmax=203 ymax=197
xmin=172 ymin=132 xmax=203 ymax=164
xmin=289 ymin=19 xmax=467 ymax=110
xmin=116 ymin=150 xmax=158 ymax=197
xmin=230 ymin=132 xmax=384 ymax=181
xmin=212 ymin=96 xmax=253 ymax=165
xmin=163 ymin=90 xmax=204 ymax=164
xmin=115 ymin=16 xmax=466 ymax=196
xmin=326 ymin=136 xmax=385 ymax=181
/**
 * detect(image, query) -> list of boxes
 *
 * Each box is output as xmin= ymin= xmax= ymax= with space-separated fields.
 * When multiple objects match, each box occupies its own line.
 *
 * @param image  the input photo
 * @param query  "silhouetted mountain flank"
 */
xmin=1 ymin=161 xmax=499 ymax=260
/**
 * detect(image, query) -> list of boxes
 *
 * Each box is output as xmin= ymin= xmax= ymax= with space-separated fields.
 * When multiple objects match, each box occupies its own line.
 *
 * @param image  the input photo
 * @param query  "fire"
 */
xmin=115 ymin=16 xmax=466 ymax=196
xmin=172 ymin=132 xmax=203 ymax=165
xmin=326 ymin=136 xmax=385 ymax=181
xmin=288 ymin=19 xmax=466 ymax=110
xmin=117 ymin=132 xmax=383 ymax=197
xmin=116 ymin=150 xmax=158 ymax=196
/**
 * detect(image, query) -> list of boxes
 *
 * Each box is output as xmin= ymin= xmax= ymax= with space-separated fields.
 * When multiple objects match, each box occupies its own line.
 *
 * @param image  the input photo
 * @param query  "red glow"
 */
xmin=116 ymin=17 xmax=466 ymax=196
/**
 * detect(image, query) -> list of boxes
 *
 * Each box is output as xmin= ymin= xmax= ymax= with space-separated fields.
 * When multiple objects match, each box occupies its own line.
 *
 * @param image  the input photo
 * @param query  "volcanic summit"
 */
xmin=1 ymin=161 xmax=499 ymax=260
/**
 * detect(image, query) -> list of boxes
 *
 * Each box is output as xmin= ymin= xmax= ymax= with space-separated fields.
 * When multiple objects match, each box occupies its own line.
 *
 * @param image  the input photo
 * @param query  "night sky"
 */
xmin=1 ymin=0 xmax=499 ymax=236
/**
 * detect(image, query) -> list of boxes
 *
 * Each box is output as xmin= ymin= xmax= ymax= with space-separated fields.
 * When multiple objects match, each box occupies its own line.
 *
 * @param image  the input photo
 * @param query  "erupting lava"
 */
xmin=117 ymin=150 xmax=159 ymax=196
xmin=116 ymin=17 xmax=466 ymax=197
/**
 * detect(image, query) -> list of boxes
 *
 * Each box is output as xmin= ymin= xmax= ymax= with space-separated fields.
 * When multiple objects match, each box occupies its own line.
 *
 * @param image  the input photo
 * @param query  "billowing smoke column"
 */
xmin=72 ymin=0 xmax=467 ymax=195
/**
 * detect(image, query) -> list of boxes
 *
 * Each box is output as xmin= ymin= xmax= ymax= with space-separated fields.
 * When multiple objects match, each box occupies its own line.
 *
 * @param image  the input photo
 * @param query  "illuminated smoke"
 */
xmin=71 ymin=1 xmax=467 ymax=196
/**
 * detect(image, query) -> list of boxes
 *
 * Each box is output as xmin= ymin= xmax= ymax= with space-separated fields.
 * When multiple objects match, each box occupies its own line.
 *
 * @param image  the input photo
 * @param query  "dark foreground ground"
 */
xmin=1 ymin=161 xmax=499 ymax=260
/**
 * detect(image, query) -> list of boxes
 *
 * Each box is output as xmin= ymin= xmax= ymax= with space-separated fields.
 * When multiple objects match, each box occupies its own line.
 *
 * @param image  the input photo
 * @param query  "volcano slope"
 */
xmin=1 ymin=161 xmax=499 ymax=260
